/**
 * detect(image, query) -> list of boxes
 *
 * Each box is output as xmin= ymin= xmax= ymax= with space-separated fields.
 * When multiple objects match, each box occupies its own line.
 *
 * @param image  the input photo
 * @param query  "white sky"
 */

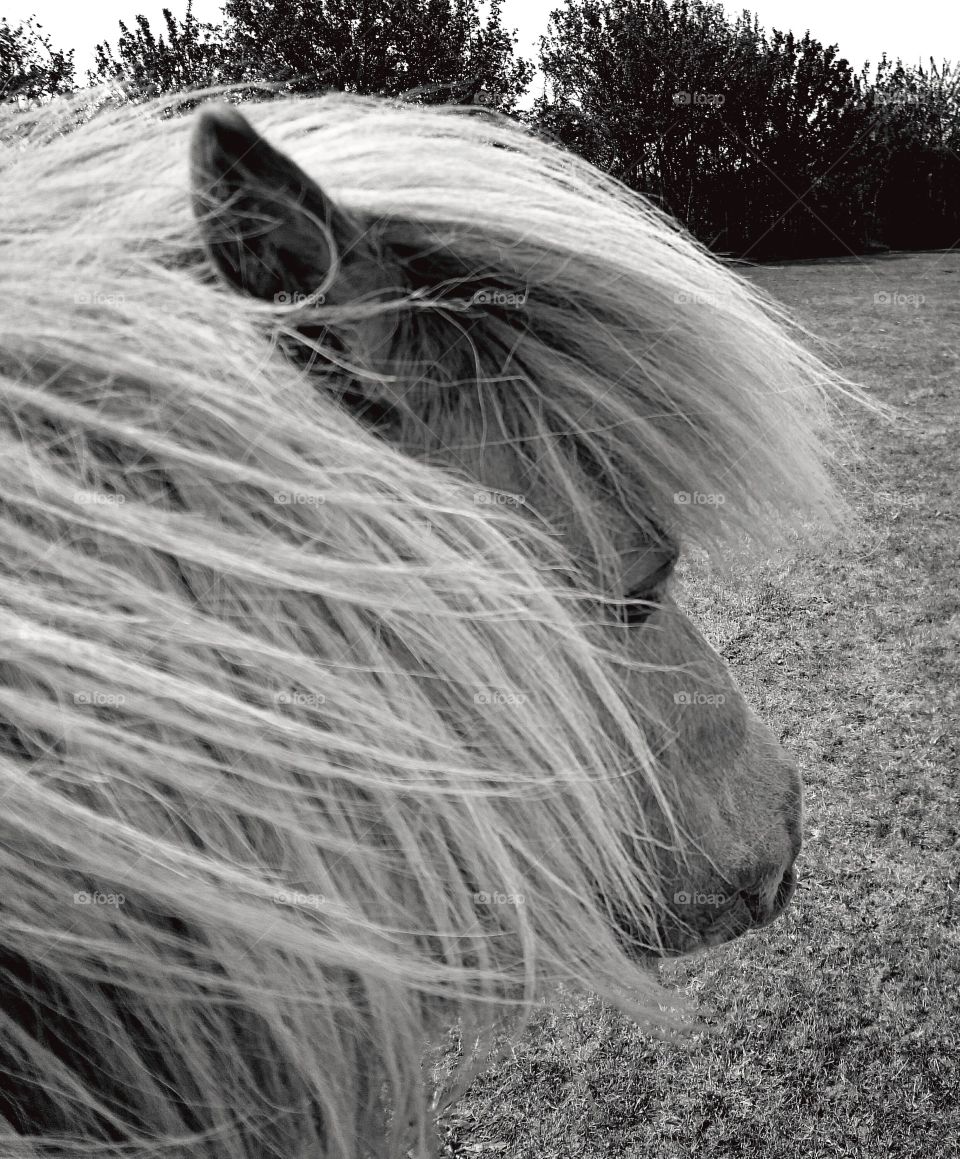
xmin=5 ymin=0 xmax=956 ymax=87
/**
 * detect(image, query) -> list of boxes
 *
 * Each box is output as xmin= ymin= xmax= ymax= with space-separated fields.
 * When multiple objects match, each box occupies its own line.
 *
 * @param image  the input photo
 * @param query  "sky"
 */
xmin=6 ymin=0 xmax=956 ymax=87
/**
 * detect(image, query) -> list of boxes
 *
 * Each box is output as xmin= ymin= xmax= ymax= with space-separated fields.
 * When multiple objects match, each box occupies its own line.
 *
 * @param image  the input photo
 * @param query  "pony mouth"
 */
xmin=640 ymin=866 xmax=799 ymax=957
xmin=686 ymin=866 xmax=799 ymax=953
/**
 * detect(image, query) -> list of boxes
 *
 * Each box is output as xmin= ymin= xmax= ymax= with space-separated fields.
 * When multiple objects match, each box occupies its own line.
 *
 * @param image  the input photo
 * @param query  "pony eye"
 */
xmin=619 ymin=547 xmax=678 ymax=625
xmin=620 ymin=591 xmax=661 ymax=626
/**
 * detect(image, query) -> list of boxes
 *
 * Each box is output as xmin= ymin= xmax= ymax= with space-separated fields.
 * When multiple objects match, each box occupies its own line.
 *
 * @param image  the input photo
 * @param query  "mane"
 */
xmin=0 ymin=88 xmax=873 ymax=1158
xmin=2 ymin=88 xmax=876 ymax=584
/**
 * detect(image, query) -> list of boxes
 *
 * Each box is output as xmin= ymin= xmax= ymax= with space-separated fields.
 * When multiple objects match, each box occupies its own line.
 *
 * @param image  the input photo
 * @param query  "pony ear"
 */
xmin=190 ymin=104 xmax=384 ymax=305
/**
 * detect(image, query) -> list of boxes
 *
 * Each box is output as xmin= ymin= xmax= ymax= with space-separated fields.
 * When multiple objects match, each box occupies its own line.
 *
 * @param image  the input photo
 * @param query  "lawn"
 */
xmin=438 ymin=253 xmax=960 ymax=1158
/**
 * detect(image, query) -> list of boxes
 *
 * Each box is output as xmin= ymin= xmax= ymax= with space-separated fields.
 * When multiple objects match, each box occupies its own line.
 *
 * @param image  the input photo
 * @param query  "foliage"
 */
xmin=92 ymin=3 xmax=231 ymax=95
xmin=10 ymin=0 xmax=960 ymax=257
xmin=0 ymin=16 xmax=74 ymax=103
xmin=223 ymin=0 xmax=533 ymax=108
xmin=90 ymin=0 xmax=533 ymax=112
xmin=857 ymin=57 xmax=960 ymax=250
xmin=532 ymin=0 xmax=960 ymax=257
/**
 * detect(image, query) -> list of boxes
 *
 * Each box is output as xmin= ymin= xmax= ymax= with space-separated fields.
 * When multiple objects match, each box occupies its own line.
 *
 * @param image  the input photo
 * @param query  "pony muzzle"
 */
xmin=649 ymin=851 xmax=801 ymax=956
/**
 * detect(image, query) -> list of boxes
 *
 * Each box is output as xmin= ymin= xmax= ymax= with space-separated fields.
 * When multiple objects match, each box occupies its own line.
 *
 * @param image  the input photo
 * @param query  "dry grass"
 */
xmin=436 ymin=252 xmax=960 ymax=1158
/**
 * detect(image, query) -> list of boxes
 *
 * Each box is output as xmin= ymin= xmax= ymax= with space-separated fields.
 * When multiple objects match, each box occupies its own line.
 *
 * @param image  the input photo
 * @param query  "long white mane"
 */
xmin=0 ymin=88 xmax=871 ymax=1158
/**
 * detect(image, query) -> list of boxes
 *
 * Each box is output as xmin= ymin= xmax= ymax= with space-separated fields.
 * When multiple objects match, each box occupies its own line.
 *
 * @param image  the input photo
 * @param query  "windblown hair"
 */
xmin=0 ymin=89 xmax=866 ymax=1158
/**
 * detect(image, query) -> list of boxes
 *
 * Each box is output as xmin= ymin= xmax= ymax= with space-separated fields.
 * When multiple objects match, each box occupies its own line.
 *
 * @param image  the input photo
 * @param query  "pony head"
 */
xmin=0 ymin=89 xmax=860 ymax=1158
xmin=189 ymin=99 xmax=851 ymax=949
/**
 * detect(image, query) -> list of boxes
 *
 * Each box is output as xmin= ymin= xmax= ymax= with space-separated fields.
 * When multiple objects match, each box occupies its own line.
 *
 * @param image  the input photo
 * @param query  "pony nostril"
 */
xmin=740 ymin=887 xmax=766 ymax=924
xmin=740 ymin=864 xmax=797 ymax=926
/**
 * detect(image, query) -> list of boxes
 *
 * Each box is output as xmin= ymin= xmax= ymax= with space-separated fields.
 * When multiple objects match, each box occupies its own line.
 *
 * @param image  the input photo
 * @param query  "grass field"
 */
xmin=438 ymin=253 xmax=960 ymax=1158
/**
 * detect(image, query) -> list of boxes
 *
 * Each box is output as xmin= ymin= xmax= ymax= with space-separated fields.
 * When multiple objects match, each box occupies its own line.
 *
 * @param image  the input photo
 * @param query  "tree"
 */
xmin=220 ymin=0 xmax=533 ymax=108
xmin=532 ymin=0 xmax=873 ymax=257
xmin=715 ymin=22 xmax=870 ymax=256
xmin=861 ymin=57 xmax=960 ymax=250
xmin=92 ymin=3 xmax=231 ymax=95
xmin=91 ymin=0 xmax=533 ymax=112
xmin=1 ymin=16 xmax=74 ymax=103
xmin=532 ymin=0 xmax=735 ymax=186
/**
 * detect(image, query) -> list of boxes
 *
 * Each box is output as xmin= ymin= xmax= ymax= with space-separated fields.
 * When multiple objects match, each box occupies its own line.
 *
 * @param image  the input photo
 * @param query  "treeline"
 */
xmin=534 ymin=1 xmax=960 ymax=256
xmin=2 ymin=0 xmax=958 ymax=258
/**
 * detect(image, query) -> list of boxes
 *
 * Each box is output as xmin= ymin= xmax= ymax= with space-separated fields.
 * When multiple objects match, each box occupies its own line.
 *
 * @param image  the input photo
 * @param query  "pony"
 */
xmin=0 ymin=87 xmax=862 ymax=1158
